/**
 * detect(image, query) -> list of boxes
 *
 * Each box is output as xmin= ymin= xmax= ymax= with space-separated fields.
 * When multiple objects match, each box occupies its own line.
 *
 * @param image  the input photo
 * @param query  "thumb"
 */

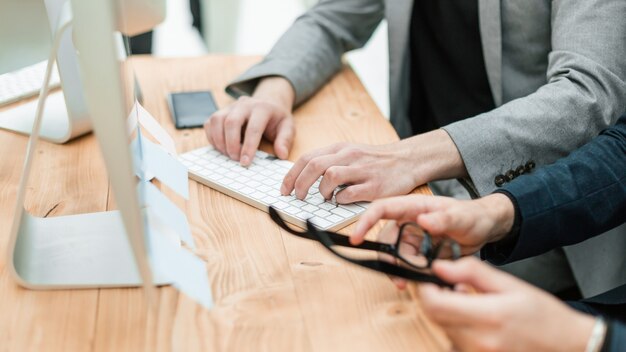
xmin=273 ymin=117 xmax=295 ymax=159
xmin=432 ymin=257 xmax=524 ymax=293
xmin=417 ymin=211 xmax=453 ymax=236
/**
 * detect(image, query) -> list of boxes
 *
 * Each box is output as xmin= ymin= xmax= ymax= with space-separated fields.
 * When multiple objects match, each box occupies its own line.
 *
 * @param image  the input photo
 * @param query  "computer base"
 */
xmin=9 ymin=210 xmax=170 ymax=289
xmin=0 ymin=91 xmax=91 ymax=144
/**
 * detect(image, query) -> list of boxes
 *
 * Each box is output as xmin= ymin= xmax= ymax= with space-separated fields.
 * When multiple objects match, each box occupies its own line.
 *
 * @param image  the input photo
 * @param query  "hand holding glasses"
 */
xmin=268 ymin=206 xmax=461 ymax=287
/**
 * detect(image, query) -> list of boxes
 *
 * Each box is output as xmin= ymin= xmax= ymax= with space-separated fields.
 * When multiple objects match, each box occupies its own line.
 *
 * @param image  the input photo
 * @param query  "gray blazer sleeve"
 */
xmin=443 ymin=0 xmax=626 ymax=196
xmin=225 ymin=0 xmax=384 ymax=106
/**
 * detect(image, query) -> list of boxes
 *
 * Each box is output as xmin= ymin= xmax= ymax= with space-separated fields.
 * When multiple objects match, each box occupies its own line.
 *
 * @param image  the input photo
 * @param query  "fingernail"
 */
xmin=241 ymin=155 xmax=250 ymax=166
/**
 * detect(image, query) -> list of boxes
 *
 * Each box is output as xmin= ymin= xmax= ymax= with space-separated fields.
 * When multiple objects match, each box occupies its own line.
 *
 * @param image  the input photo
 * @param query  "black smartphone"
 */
xmin=167 ymin=91 xmax=218 ymax=129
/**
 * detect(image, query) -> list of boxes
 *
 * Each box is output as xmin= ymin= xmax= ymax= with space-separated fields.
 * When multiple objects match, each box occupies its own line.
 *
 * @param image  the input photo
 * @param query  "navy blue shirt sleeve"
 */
xmin=482 ymin=115 xmax=626 ymax=265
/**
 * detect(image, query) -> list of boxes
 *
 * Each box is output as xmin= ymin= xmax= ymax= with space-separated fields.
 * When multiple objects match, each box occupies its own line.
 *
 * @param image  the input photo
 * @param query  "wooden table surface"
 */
xmin=0 ymin=56 xmax=448 ymax=351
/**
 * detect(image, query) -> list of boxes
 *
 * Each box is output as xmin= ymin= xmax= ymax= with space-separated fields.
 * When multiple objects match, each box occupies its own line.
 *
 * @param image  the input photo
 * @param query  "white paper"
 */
xmin=149 ymin=226 xmax=213 ymax=309
xmin=131 ymin=134 xmax=189 ymax=199
xmin=127 ymin=101 xmax=177 ymax=155
xmin=141 ymin=181 xmax=195 ymax=249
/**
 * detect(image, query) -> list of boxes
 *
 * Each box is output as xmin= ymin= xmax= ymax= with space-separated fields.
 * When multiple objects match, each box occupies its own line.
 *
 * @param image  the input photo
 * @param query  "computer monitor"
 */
xmin=0 ymin=0 xmax=89 ymax=143
xmin=0 ymin=0 xmax=165 ymax=144
xmin=5 ymin=0 xmax=181 ymax=293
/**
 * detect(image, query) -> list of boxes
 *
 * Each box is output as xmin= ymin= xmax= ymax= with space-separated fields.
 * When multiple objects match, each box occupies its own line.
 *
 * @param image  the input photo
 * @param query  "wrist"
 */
xmin=570 ymin=314 xmax=601 ymax=352
xmin=405 ymin=129 xmax=468 ymax=185
xmin=477 ymin=193 xmax=515 ymax=242
xmin=252 ymin=76 xmax=295 ymax=112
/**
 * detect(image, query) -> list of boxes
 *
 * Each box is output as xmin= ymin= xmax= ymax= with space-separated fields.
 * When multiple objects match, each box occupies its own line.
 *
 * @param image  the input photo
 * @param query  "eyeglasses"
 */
xmin=268 ymin=206 xmax=461 ymax=287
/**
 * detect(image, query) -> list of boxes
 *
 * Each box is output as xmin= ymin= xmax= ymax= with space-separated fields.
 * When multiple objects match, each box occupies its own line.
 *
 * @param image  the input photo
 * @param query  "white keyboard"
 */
xmin=180 ymin=146 xmax=368 ymax=231
xmin=0 ymin=61 xmax=61 ymax=107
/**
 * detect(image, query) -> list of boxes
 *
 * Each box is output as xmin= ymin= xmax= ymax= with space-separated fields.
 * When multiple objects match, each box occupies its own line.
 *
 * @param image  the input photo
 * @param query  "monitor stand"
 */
xmin=11 ymin=210 xmax=170 ymax=289
xmin=0 ymin=90 xmax=91 ymax=144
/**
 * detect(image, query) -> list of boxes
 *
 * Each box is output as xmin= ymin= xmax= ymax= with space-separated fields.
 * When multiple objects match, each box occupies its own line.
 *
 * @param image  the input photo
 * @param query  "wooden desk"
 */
xmin=0 ymin=56 xmax=447 ymax=351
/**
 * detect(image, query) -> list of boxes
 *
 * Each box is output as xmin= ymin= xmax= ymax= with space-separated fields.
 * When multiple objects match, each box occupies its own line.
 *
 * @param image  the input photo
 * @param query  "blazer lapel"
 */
xmin=478 ymin=0 xmax=503 ymax=106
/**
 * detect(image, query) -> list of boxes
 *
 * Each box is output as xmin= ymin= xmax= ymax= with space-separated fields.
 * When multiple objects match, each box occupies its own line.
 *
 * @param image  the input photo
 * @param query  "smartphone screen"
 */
xmin=167 ymin=91 xmax=218 ymax=129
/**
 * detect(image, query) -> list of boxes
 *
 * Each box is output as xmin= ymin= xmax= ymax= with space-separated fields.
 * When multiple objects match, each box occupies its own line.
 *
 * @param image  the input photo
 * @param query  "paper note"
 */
xmin=140 ymin=181 xmax=195 ymax=249
xmin=149 ymin=226 xmax=213 ymax=309
xmin=127 ymin=101 xmax=177 ymax=155
xmin=131 ymin=134 xmax=189 ymax=199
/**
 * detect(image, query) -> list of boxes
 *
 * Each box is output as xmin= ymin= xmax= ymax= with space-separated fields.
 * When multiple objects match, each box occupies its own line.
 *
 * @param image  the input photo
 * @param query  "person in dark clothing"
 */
xmin=349 ymin=114 xmax=626 ymax=351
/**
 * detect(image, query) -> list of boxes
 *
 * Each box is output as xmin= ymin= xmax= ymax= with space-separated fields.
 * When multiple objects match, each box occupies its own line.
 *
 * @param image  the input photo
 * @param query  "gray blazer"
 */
xmin=226 ymin=0 xmax=626 ymax=296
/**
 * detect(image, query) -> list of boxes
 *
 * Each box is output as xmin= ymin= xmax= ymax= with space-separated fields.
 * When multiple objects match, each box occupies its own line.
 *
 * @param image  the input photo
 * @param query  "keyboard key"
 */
xmin=331 ymin=207 xmax=354 ymax=218
xmin=240 ymin=186 xmax=254 ymax=194
xmin=309 ymin=217 xmax=332 ymax=229
xmin=302 ymin=204 xmax=318 ymax=213
xmin=269 ymin=189 xmax=283 ymax=197
xmin=248 ymin=191 xmax=264 ymax=199
xmin=340 ymin=203 xmax=366 ymax=213
xmin=257 ymin=185 xmax=272 ymax=193
xmin=273 ymin=201 xmax=289 ymax=210
xmin=284 ymin=206 xmax=301 ymax=215
xmin=246 ymin=180 xmax=261 ymax=188
xmin=198 ymin=169 xmax=212 ymax=177
xmin=314 ymin=209 xmax=332 ymax=218
xmin=289 ymin=199 xmax=307 ymax=208
xmin=319 ymin=202 xmax=336 ymax=211
xmin=327 ymin=214 xmax=343 ymax=223
xmin=278 ymin=195 xmax=293 ymax=203
xmin=249 ymin=165 xmax=264 ymax=172
xmin=295 ymin=211 xmax=313 ymax=220
xmin=214 ymin=167 xmax=229 ymax=174
xmin=305 ymin=195 xmax=325 ymax=205
xmin=269 ymin=173 xmax=285 ymax=181
xmin=263 ymin=196 xmax=278 ymax=204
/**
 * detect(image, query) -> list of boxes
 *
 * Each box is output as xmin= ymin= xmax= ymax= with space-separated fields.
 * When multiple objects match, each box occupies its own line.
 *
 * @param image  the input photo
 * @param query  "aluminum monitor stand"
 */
xmin=6 ymin=0 xmax=165 ymax=291
xmin=0 ymin=0 xmax=91 ymax=144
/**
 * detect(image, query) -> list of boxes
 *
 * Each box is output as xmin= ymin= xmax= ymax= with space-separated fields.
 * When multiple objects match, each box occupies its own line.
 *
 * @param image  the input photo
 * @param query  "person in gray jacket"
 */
xmin=204 ymin=1 xmax=626 ymax=298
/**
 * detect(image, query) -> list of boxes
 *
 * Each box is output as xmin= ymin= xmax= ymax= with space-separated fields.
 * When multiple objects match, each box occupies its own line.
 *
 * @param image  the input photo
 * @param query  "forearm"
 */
xmin=402 ymin=129 xmax=469 ymax=186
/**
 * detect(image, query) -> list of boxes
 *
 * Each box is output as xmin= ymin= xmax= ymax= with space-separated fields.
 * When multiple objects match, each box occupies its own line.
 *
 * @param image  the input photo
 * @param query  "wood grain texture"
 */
xmin=0 ymin=55 xmax=445 ymax=351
